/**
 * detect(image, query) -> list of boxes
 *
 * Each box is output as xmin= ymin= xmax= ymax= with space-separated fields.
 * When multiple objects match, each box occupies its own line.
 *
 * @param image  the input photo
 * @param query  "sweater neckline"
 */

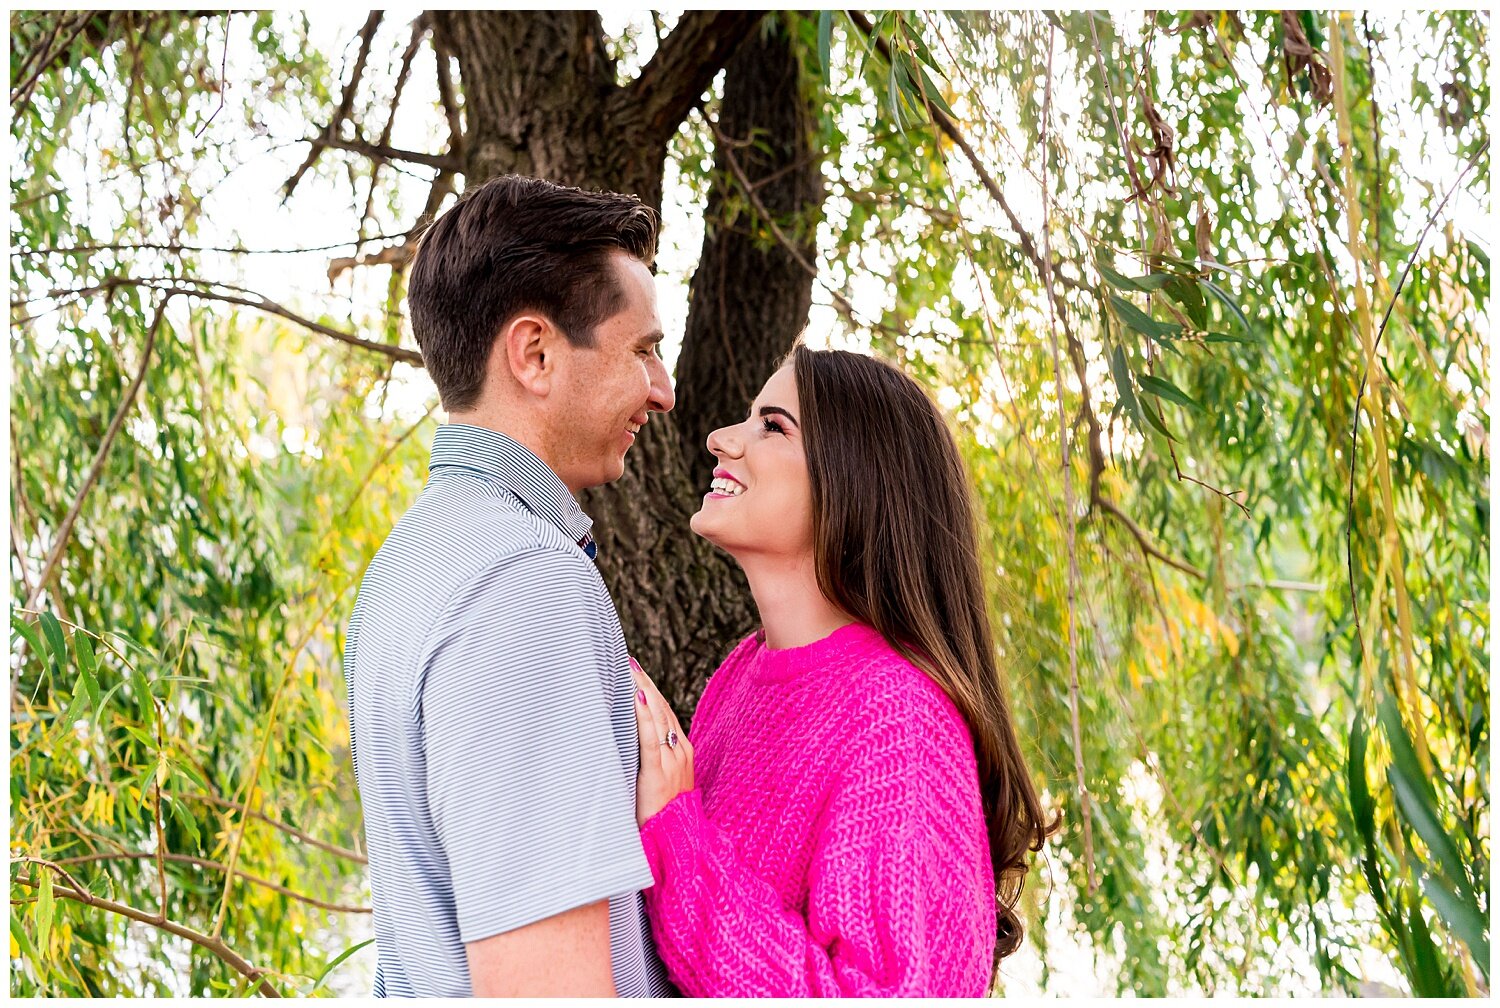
xmin=750 ymin=621 xmax=886 ymax=684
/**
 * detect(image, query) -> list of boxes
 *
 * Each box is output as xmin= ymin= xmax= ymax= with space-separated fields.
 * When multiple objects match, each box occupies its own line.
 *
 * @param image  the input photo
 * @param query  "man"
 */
xmin=344 ymin=175 xmax=676 ymax=996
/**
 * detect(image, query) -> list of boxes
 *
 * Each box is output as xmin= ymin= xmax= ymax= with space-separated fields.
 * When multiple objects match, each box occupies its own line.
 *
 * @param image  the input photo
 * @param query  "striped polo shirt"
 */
xmin=344 ymin=423 xmax=673 ymax=997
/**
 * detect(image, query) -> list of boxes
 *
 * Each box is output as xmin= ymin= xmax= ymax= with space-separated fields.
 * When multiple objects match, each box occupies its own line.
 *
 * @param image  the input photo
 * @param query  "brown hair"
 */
xmin=791 ymin=344 xmax=1056 ymax=967
xmin=407 ymin=174 xmax=659 ymax=411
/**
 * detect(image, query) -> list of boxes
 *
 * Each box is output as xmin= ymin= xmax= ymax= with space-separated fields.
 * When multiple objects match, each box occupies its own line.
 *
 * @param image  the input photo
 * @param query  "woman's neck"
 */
xmin=736 ymin=550 xmax=853 ymax=651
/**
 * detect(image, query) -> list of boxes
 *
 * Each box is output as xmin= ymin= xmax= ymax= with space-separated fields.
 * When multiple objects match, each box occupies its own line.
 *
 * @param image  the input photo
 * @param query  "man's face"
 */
xmin=547 ymin=252 xmax=673 ymax=493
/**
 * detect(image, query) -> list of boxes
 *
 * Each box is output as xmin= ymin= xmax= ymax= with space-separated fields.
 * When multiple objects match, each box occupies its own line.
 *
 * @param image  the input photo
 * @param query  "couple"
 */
xmin=345 ymin=175 xmax=1051 ymax=997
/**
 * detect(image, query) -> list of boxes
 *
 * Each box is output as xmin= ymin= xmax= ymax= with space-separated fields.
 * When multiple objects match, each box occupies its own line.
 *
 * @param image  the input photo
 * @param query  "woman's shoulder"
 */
xmin=832 ymin=628 xmax=964 ymax=722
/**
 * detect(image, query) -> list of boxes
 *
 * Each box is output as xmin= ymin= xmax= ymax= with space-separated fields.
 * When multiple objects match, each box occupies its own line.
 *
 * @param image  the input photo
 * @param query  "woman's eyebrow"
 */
xmin=757 ymin=405 xmax=799 ymax=426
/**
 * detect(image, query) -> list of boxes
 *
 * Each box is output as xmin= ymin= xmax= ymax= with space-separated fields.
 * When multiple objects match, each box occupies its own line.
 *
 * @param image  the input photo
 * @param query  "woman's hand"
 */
xmin=630 ymin=656 xmax=693 ymax=827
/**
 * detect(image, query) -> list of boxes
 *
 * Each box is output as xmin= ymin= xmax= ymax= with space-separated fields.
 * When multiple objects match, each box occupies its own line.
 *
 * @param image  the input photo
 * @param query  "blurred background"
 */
xmin=9 ymin=9 xmax=1489 ymax=996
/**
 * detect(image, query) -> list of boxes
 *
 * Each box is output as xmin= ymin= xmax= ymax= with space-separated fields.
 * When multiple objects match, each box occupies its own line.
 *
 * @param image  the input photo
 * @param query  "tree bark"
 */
xmin=427 ymin=11 xmax=821 ymax=720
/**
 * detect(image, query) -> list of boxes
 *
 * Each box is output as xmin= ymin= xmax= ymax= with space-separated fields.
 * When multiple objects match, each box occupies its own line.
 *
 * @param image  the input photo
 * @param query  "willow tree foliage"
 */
xmin=10 ymin=9 xmax=1488 ymax=997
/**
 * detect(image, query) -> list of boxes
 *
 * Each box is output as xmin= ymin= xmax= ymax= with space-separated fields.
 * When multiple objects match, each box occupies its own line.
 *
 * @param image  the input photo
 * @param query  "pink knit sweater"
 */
xmin=639 ymin=622 xmax=996 ymax=997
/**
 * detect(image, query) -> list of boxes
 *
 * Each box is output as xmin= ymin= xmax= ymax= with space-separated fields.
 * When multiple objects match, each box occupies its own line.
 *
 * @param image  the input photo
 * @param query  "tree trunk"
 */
xmin=428 ymin=11 xmax=821 ymax=720
xmin=673 ymin=14 xmax=824 ymax=468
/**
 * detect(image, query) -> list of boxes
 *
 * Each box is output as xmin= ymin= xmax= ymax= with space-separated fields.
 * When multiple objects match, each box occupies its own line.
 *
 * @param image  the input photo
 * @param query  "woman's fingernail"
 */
xmin=637 ymin=689 xmax=647 ymax=706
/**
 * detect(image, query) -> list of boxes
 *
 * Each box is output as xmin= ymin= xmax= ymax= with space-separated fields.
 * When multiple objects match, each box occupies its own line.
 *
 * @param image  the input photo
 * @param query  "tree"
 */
xmin=10 ymin=9 xmax=1489 ymax=998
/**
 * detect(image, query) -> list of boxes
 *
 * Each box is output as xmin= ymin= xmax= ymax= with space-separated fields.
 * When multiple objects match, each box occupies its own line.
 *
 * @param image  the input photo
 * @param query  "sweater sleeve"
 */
xmin=638 ymin=693 xmax=990 ymax=997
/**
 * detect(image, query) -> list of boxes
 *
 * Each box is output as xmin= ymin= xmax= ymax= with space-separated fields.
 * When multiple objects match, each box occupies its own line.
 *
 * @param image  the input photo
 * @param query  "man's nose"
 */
xmin=648 ymin=359 xmax=675 ymax=413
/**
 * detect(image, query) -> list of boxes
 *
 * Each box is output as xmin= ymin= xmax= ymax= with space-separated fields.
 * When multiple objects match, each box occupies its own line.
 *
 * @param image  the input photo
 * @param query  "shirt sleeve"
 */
xmin=419 ymin=546 xmax=652 ymax=943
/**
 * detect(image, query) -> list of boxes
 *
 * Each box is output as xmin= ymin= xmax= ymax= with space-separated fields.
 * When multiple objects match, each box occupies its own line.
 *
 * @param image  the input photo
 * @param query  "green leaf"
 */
xmin=11 ymin=615 xmax=44 ymax=661
xmin=11 ymin=910 xmax=39 ymax=964
xmin=1405 ymin=896 xmax=1457 ymax=996
xmin=1138 ymin=399 xmax=1177 ymax=441
xmin=1109 ymin=293 xmax=1183 ymax=340
xmin=1162 ymin=276 xmax=1209 ymax=329
xmin=1346 ymin=713 xmax=1374 ymax=848
xmin=1199 ymin=278 xmax=1254 ymax=335
xmin=913 ymin=61 xmax=957 ymax=121
xmin=59 ymin=672 xmax=90 ymax=733
xmin=72 ymin=634 xmax=101 ymax=708
xmin=309 ymin=937 xmax=375 ymax=994
xmin=166 ymin=793 xmax=202 ymax=849
xmin=1137 ymin=373 xmax=1203 ymax=412
xmin=38 ymin=612 xmax=67 ymax=675
xmin=1464 ymin=238 xmax=1488 ymax=272
xmin=816 ymin=11 xmax=833 ymax=83
xmin=1199 ymin=331 xmax=1256 ymax=344
xmin=1379 ymin=696 xmax=1473 ymax=900
xmin=35 ymin=870 xmax=54 ymax=952
xmin=1421 ymin=874 xmax=1490 ymax=976
xmin=1098 ymin=262 xmax=1172 ymax=292
xmin=1109 ymin=345 xmax=1141 ymax=427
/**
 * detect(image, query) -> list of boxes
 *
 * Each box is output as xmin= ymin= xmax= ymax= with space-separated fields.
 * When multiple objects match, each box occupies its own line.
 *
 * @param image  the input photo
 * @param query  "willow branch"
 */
xmin=51 ymin=852 xmax=370 ymax=915
xmin=177 ymin=792 xmax=367 ymax=865
xmin=14 ymin=233 xmax=412 ymax=257
xmin=21 ymin=276 xmax=422 ymax=366
xmin=1038 ymin=24 xmax=1097 ymax=897
xmin=845 ymin=10 xmax=1083 ymax=297
xmin=12 ymin=859 xmax=281 ymax=997
xmin=25 ymin=298 xmax=170 ymax=611
xmin=849 ymin=10 xmax=1105 ymax=504
xmin=211 ymin=591 xmax=351 ymax=939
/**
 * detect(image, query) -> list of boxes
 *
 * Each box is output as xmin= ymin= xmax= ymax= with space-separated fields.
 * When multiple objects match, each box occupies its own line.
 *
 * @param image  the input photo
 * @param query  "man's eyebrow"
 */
xmin=758 ymin=405 xmax=799 ymax=426
xmin=638 ymin=330 xmax=665 ymax=346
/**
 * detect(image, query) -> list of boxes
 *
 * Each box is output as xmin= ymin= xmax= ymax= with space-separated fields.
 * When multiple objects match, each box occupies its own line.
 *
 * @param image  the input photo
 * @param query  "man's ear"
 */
xmin=501 ymin=313 xmax=559 ymax=397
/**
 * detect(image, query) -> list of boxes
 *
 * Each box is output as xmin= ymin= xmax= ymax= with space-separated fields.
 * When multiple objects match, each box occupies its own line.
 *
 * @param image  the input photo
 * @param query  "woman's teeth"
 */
xmin=710 ymin=478 xmax=744 ymax=496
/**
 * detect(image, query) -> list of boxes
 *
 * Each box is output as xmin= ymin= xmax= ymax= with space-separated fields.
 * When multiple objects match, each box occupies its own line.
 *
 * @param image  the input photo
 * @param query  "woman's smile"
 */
xmin=706 ymin=467 xmax=746 ymax=499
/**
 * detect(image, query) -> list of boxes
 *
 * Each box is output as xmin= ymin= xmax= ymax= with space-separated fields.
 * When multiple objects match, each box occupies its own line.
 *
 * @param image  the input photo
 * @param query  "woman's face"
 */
xmin=689 ymin=364 xmax=815 ymax=561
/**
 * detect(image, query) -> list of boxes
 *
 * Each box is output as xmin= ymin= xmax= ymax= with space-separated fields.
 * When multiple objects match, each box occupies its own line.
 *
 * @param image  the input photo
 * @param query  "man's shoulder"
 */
xmin=369 ymin=480 xmax=581 ymax=579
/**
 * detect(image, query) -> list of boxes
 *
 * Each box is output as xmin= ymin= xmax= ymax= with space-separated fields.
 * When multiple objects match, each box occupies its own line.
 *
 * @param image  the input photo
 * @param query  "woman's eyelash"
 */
xmin=760 ymin=417 xmax=784 ymax=434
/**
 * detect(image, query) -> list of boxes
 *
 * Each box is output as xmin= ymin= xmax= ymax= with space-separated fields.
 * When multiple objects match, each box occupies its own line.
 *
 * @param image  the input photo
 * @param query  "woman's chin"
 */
xmin=689 ymin=510 xmax=735 ymax=554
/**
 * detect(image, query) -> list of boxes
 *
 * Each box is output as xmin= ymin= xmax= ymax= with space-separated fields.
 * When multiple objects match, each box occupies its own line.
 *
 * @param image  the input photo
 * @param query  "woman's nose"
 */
xmin=706 ymin=422 xmax=742 ymax=459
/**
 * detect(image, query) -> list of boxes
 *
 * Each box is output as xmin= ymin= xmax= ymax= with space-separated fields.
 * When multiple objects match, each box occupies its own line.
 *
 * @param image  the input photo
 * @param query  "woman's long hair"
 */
xmin=791 ymin=344 xmax=1057 ymax=966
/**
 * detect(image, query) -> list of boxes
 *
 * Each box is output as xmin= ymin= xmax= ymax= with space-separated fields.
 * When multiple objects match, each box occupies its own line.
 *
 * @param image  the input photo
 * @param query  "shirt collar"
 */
xmin=428 ymin=424 xmax=594 ymax=544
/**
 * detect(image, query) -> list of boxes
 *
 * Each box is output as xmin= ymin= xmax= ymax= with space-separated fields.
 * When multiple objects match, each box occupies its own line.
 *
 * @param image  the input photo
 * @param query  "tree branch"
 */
xmin=1096 ymin=496 xmax=1206 ymax=580
xmin=52 ymin=852 xmax=370 ymax=915
xmin=21 ymin=276 xmax=423 ymax=366
xmin=283 ymin=11 xmax=384 ymax=198
xmin=13 ymin=233 xmax=412 ymax=257
xmin=12 ymin=859 xmax=282 ymax=997
xmin=618 ymin=11 xmax=767 ymax=146
xmin=310 ymin=135 xmax=457 ymax=173
xmin=176 ymin=791 xmax=367 ymax=865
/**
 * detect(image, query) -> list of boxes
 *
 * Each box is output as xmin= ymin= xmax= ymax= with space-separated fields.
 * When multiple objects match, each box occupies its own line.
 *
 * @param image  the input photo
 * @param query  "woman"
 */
xmin=630 ymin=345 xmax=1054 ymax=997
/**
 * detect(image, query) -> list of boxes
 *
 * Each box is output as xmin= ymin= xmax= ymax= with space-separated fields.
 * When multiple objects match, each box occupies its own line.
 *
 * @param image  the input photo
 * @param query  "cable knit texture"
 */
xmin=639 ymin=622 xmax=995 ymax=997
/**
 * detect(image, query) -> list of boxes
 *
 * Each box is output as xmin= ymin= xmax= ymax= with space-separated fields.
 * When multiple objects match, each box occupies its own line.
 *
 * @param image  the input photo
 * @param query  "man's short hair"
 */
xmin=407 ymin=175 xmax=660 ymax=411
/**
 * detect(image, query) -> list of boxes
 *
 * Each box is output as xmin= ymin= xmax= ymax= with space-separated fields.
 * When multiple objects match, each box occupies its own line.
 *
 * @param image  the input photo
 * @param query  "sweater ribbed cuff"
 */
xmin=639 ymin=788 xmax=705 ymax=888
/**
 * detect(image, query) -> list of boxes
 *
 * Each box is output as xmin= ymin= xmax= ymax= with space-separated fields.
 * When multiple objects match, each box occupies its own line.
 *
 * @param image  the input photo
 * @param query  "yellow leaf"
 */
xmin=9 ymin=931 xmax=18 ymax=958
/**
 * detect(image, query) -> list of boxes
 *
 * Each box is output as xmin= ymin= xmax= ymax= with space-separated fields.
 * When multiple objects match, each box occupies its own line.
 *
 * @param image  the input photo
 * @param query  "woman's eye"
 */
xmin=760 ymin=417 xmax=784 ymax=435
